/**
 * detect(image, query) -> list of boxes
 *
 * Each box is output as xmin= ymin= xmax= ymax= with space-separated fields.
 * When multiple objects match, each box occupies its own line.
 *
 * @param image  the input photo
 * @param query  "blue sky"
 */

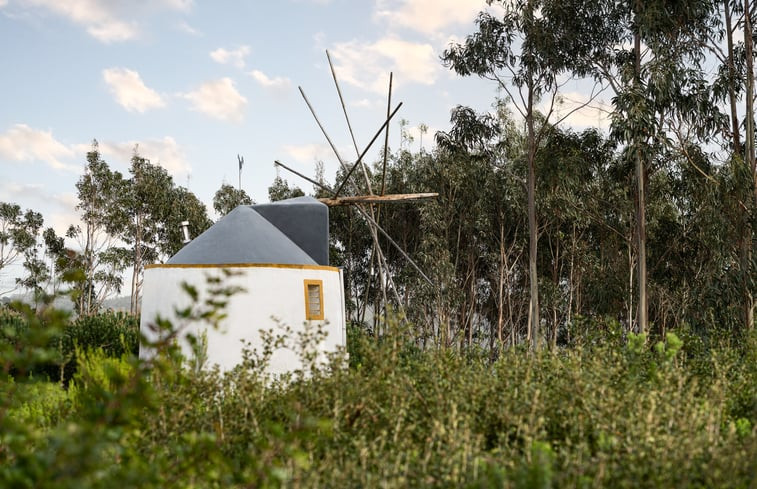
xmin=0 ymin=0 xmax=608 ymax=292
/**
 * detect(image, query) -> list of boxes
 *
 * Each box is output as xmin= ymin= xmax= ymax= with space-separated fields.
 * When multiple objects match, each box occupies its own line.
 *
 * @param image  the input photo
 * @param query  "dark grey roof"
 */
xmin=252 ymin=196 xmax=329 ymax=266
xmin=167 ymin=205 xmax=317 ymax=265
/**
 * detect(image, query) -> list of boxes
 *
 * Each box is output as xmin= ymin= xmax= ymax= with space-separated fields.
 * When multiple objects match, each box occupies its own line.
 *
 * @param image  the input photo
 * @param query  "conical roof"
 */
xmin=167 ymin=205 xmax=317 ymax=265
xmin=253 ymin=196 xmax=329 ymax=266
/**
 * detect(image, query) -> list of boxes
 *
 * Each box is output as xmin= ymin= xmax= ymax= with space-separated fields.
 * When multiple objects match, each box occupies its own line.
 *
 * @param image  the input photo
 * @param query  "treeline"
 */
xmin=324 ymin=0 xmax=757 ymax=349
xmin=2 ymin=0 xmax=756 ymax=351
xmin=330 ymin=121 xmax=752 ymax=349
xmin=1 ymin=142 xmax=214 ymax=315
xmin=0 ymin=142 xmax=268 ymax=317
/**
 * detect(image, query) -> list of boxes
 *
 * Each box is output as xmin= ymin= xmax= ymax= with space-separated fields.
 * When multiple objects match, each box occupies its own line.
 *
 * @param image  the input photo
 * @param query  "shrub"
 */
xmin=2 ymin=299 xmax=756 ymax=488
xmin=0 ymin=305 xmax=139 ymax=384
xmin=56 ymin=311 xmax=139 ymax=384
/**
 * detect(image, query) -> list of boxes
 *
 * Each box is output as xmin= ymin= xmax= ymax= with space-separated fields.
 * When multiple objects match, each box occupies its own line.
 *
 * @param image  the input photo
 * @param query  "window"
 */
xmin=304 ymin=279 xmax=324 ymax=320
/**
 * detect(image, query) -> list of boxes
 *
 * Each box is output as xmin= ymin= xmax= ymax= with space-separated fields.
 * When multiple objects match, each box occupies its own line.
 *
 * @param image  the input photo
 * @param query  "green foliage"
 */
xmin=1 ymin=305 xmax=138 ymax=384
xmin=67 ymin=311 xmax=139 ymax=357
xmin=6 ymin=379 xmax=71 ymax=429
xmin=56 ymin=311 xmax=139 ymax=383
xmin=268 ymin=176 xmax=305 ymax=202
xmin=0 ymin=202 xmax=46 ymax=296
xmin=2 ymin=297 xmax=757 ymax=488
xmin=212 ymin=183 xmax=253 ymax=217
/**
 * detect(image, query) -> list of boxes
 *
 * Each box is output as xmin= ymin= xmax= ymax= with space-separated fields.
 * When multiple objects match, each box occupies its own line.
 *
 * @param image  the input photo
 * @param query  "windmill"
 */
xmin=274 ymin=51 xmax=437 ymax=333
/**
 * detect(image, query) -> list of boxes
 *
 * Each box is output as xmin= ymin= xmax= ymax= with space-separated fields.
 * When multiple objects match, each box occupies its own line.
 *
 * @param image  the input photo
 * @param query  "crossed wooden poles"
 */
xmin=274 ymin=51 xmax=437 ymax=317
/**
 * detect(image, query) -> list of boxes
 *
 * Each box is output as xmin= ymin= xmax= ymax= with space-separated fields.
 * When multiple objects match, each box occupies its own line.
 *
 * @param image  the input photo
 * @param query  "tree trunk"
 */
xmin=527 ymin=78 xmax=540 ymax=350
xmin=743 ymin=0 xmax=755 ymax=331
xmin=724 ymin=0 xmax=742 ymax=152
xmin=747 ymin=0 xmax=756 ymax=180
xmin=497 ymin=221 xmax=506 ymax=344
xmin=130 ymin=212 xmax=142 ymax=315
xmin=634 ymin=10 xmax=648 ymax=336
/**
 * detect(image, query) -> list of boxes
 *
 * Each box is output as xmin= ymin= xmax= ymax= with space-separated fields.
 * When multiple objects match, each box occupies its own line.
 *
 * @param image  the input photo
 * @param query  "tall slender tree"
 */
xmin=122 ymin=151 xmax=175 ymax=314
xmin=442 ymin=0 xmax=606 ymax=348
xmin=743 ymin=0 xmax=756 ymax=330
xmin=0 ymin=203 xmax=44 ymax=295
xmin=72 ymin=141 xmax=128 ymax=315
xmin=120 ymin=150 xmax=213 ymax=314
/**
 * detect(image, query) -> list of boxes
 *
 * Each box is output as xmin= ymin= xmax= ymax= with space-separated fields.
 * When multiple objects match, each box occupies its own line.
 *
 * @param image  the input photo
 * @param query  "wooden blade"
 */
xmin=318 ymin=193 xmax=438 ymax=206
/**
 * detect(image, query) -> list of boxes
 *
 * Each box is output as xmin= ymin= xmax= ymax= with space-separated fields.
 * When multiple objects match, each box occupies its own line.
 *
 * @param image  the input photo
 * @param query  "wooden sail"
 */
xmin=318 ymin=193 xmax=438 ymax=206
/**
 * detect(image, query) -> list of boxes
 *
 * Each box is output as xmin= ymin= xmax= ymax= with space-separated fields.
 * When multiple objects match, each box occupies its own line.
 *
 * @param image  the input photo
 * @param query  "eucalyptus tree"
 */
xmin=121 ymin=151 xmax=176 ymax=314
xmin=627 ymin=1 xmax=720 ymax=334
xmin=268 ymin=177 xmax=304 ymax=202
xmin=72 ymin=141 xmax=129 ymax=315
xmin=161 ymin=186 xmax=212 ymax=258
xmin=118 ymin=152 xmax=212 ymax=314
xmin=739 ymin=0 xmax=756 ymax=331
xmin=212 ymin=183 xmax=253 ymax=217
xmin=434 ymin=104 xmax=525 ymax=348
xmin=0 ymin=203 xmax=44 ymax=295
xmin=16 ymin=244 xmax=49 ymax=306
xmin=442 ymin=0 xmax=606 ymax=348
xmin=516 ymin=0 xmax=720 ymax=334
xmin=41 ymin=227 xmax=66 ymax=295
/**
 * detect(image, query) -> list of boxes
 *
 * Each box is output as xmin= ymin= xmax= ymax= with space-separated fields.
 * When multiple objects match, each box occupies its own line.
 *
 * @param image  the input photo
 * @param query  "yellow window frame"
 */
xmin=304 ymin=279 xmax=324 ymax=320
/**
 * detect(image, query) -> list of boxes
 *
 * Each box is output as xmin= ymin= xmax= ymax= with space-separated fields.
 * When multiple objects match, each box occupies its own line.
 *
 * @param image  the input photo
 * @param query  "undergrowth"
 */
xmin=1 ymin=298 xmax=755 ymax=488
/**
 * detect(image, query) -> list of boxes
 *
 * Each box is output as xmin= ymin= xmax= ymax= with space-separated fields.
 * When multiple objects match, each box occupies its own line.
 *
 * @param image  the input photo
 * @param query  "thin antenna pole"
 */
xmin=237 ymin=154 xmax=244 ymax=191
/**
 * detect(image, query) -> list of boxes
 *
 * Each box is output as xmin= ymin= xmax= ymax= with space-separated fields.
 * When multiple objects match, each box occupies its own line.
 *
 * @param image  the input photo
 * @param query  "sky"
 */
xmin=0 ymin=0 xmax=608 ymax=293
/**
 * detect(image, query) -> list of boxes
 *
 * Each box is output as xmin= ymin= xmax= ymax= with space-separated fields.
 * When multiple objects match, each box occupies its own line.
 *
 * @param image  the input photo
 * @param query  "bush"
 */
xmin=56 ymin=311 xmax=139 ymax=384
xmin=66 ymin=311 xmax=139 ymax=358
xmin=1 ymin=303 xmax=756 ymax=488
xmin=0 ymin=305 xmax=138 ymax=384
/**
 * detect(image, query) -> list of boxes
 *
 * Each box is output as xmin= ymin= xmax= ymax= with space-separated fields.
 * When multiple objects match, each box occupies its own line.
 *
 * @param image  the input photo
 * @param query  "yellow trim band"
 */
xmin=145 ymin=263 xmax=340 ymax=272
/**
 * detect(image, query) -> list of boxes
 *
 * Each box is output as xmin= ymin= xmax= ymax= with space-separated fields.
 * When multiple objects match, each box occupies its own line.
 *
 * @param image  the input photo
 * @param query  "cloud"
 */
xmin=0 ymin=0 xmax=8 ymax=7
xmin=282 ymin=143 xmax=333 ymax=164
xmin=19 ymin=0 xmax=191 ymax=43
xmin=0 ymin=124 xmax=77 ymax=170
xmin=0 ymin=181 xmax=76 ymax=211
xmin=351 ymin=98 xmax=379 ymax=109
xmin=103 ymin=67 xmax=165 ymax=113
xmin=330 ymin=37 xmax=437 ymax=94
xmin=374 ymin=0 xmax=482 ymax=37
xmin=0 ymin=183 xmax=79 ymax=236
xmin=249 ymin=69 xmax=292 ymax=96
xmin=546 ymin=91 xmax=612 ymax=129
xmin=0 ymin=182 xmax=46 ymax=202
xmin=97 ymin=136 xmax=191 ymax=177
xmin=24 ymin=0 xmax=138 ymax=42
xmin=182 ymin=78 xmax=247 ymax=123
xmin=176 ymin=20 xmax=201 ymax=36
xmin=210 ymin=45 xmax=251 ymax=69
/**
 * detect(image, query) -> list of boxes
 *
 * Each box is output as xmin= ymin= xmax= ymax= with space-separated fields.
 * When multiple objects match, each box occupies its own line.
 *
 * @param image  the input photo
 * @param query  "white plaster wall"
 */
xmin=140 ymin=265 xmax=346 ymax=375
